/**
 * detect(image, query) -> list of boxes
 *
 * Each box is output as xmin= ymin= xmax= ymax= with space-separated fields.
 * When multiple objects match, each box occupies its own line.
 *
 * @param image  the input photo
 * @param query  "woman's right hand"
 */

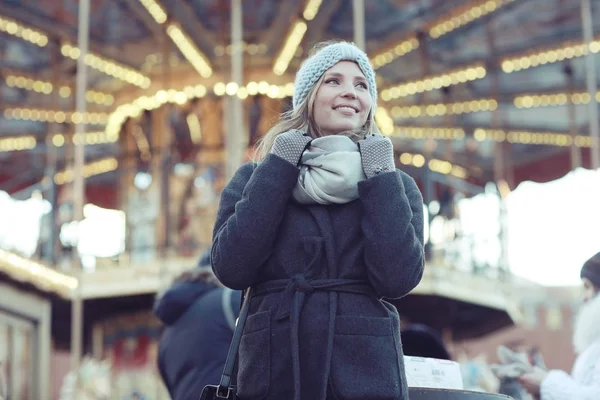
xmin=270 ymin=129 xmax=312 ymax=167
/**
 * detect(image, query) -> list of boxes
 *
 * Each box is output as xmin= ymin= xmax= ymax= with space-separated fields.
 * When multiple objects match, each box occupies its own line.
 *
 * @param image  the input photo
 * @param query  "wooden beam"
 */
xmin=258 ymin=1 xmax=304 ymax=55
xmin=303 ymin=0 xmax=343 ymax=52
xmin=165 ymin=1 xmax=219 ymax=60
xmin=123 ymin=0 xmax=165 ymax=41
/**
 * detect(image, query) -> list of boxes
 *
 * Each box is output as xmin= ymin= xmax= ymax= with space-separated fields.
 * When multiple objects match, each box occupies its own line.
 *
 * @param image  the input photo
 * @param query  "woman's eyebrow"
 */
xmin=324 ymin=72 xmax=367 ymax=81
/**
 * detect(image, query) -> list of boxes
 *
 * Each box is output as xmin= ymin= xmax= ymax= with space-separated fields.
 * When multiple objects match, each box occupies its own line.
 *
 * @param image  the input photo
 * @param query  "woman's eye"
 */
xmin=325 ymin=78 xmax=340 ymax=84
xmin=357 ymin=82 xmax=368 ymax=89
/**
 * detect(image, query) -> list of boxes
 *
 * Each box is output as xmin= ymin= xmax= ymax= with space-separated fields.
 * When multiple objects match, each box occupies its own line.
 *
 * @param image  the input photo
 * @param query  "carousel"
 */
xmin=0 ymin=0 xmax=599 ymax=397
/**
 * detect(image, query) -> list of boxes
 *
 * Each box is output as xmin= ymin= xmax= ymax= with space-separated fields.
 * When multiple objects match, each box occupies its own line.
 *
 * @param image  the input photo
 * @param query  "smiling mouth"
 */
xmin=333 ymin=105 xmax=359 ymax=113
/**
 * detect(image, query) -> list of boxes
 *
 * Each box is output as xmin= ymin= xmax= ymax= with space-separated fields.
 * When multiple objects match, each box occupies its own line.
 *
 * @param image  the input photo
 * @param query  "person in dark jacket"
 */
xmin=211 ymin=40 xmax=425 ymax=400
xmin=401 ymin=324 xmax=451 ymax=360
xmin=154 ymin=250 xmax=241 ymax=400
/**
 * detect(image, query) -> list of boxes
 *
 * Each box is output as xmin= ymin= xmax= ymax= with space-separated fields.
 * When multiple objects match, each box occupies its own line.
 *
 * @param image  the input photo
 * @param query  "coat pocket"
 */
xmin=331 ymin=315 xmax=403 ymax=400
xmin=238 ymin=310 xmax=271 ymax=400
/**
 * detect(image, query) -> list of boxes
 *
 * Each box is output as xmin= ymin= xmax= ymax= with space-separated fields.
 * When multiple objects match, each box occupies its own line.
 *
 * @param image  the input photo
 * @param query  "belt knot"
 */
xmin=291 ymin=274 xmax=314 ymax=293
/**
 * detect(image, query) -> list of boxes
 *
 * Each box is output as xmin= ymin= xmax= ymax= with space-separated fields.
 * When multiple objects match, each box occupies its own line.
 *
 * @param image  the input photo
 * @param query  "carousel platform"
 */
xmin=0 ymin=249 xmax=519 ymax=342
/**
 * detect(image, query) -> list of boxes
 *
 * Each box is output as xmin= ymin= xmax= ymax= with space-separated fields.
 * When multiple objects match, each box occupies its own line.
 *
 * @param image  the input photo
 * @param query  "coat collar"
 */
xmin=573 ymin=293 xmax=600 ymax=354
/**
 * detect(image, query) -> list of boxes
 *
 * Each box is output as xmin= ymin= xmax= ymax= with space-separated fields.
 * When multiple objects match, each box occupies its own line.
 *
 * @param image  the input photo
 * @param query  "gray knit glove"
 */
xmin=357 ymin=134 xmax=396 ymax=179
xmin=270 ymin=129 xmax=312 ymax=167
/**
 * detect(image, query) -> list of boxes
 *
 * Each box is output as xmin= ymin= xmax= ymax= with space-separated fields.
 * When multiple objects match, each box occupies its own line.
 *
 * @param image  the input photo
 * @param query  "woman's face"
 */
xmin=312 ymin=61 xmax=372 ymax=136
xmin=583 ymin=278 xmax=597 ymax=303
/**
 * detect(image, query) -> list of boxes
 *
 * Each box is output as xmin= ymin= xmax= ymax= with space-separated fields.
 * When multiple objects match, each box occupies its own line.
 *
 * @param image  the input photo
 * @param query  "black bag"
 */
xmin=199 ymin=287 xmax=252 ymax=400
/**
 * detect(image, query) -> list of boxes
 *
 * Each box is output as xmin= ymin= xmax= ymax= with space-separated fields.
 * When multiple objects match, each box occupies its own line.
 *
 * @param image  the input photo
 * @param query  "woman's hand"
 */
xmin=518 ymin=367 xmax=548 ymax=398
xmin=357 ymin=134 xmax=395 ymax=179
xmin=270 ymin=129 xmax=312 ymax=167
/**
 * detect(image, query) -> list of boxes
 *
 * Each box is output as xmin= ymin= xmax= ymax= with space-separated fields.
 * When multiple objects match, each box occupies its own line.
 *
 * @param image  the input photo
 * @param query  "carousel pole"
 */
xmin=71 ymin=0 xmax=90 ymax=372
xmin=565 ymin=63 xmax=583 ymax=170
xmin=581 ymin=0 xmax=599 ymax=170
xmin=352 ymin=0 xmax=365 ymax=50
xmin=226 ymin=0 xmax=246 ymax=181
xmin=416 ymin=32 xmax=435 ymax=260
xmin=486 ymin=21 xmax=506 ymax=187
xmin=43 ymin=46 xmax=62 ymax=265
xmin=486 ymin=18 xmax=511 ymax=280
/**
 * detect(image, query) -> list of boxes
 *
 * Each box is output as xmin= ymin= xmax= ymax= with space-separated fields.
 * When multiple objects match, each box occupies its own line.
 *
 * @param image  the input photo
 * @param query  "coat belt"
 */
xmin=253 ymin=276 xmax=376 ymax=400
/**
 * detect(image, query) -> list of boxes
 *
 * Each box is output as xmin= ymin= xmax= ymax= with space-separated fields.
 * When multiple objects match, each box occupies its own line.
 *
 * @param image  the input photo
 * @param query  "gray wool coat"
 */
xmin=211 ymin=154 xmax=425 ymax=400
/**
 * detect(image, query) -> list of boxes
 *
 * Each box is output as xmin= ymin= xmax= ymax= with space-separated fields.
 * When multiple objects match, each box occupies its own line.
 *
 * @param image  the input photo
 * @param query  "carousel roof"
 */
xmin=0 ymin=0 xmax=599 ymax=198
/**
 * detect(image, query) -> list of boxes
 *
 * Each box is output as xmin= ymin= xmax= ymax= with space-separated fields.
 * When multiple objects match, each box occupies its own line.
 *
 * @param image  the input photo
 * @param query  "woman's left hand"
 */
xmin=517 ymin=367 xmax=548 ymax=397
xmin=357 ymin=134 xmax=395 ymax=179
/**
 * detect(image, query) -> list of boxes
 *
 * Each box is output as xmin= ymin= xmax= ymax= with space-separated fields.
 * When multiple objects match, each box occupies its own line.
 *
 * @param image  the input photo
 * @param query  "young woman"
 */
xmin=519 ymin=252 xmax=600 ymax=400
xmin=211 ymin=41 xmax=425 ymax=400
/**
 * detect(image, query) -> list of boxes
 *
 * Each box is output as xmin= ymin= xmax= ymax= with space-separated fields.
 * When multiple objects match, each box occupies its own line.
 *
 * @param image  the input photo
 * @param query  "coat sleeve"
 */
xmin=541 ymin=365 xmax=600 ymax=400
xmin=357 ymin=170 xmax=425 ymax=299
xmin=211 ymin=154 xmax=299 ymax=290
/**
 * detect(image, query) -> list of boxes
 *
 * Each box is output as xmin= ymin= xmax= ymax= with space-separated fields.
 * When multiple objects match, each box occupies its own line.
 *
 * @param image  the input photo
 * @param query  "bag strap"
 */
xmin=221 ymin=288 xmax=236 ymax=331
xmin=217 ymin=286 xmax=252 ymax=396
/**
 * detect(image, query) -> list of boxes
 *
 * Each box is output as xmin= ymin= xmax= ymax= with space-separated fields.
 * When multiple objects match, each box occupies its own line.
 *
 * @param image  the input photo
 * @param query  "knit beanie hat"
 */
xmin=292 ymin=41 xmax=377 ymax=113
xmin=581 ymin=252 xmax=600 ymax=288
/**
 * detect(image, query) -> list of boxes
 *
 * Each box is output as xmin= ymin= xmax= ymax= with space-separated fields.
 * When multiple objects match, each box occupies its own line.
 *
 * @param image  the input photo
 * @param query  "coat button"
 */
xmin=374 ymin=166 xmax=382 ymax=174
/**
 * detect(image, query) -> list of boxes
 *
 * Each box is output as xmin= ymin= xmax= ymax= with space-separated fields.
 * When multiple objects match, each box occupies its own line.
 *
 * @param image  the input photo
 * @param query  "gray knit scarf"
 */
xmin=292 ymin=135 xmax=366 ymax=205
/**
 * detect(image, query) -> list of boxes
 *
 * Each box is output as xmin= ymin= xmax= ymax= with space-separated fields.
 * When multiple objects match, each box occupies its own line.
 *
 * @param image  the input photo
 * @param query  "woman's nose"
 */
xmin=341 ymin=86 xmax=357 ymax=99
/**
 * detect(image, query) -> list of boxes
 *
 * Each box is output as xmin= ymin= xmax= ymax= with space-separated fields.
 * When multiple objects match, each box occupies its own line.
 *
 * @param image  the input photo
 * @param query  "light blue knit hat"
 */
xmin=292 ymin=41 xmax=377 ymax=113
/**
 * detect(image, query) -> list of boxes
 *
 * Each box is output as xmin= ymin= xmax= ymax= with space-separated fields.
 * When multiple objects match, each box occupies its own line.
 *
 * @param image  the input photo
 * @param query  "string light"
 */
xmin=136 ymin=1 xmax=213 ymax=77
xmin=54 ymin=157 xmax=118 ymax=185
xmin=381 ymin=64 xmax=486 ymax=100
xmin=61 ymin=43 xmax=151 ymax=88
xmin=399 ymin=152 xmax=468 ymax=179
xmin=186 ymin=113 xmax=202 ymax=144
xmin=5 ymin=74 xmax=114 ymax=106
xmin=473 ymin=128 xmax=592 ymax=147
xmin=85 ymin=90 xmax=115 ymax=106
xmin=0 ymin=136 xmax=37 ymax=152
xmin=214 ymin=42 xmax=269 ymax=57
xmin=0 ymin=15 xmax=48 ymax=47
xmin=514 ymin=91 xmax=600 ymax=108
xmin=104 ymin=81 xmax=294 ymax=139
xmin=273 ymin=0 xmax=323 ymax=75
xmin=375 ymin=108 xmax=395 ymax=135
xmin=50 ymin=132 xmax=118 ymax=148
xmin=4 ymin=108 xmax=109 ymax=124
xmin=5 ymin=75 xmax=53 ymax=94
xmin=166 ymin=24 xmax=213 ymax=78
xmin=429 ymin=0 xmax=518 ymax=39
xmin=392 ymin=126 xmax=466 ymax=140
xmin=273 ymin=21 xmax=307 ymax=75
xmin=0 ymin=249 xmax=78 ymax=297
xmin=137 ymin=0 xmax=167 ymax=24
xmin=303 ymin=0 xmax=323 ymax=20
xmin=391 ymin=99 xmax=498 ymax=117
xmin=371 ymin=37 xmax=419 ymax=70
xmin=502 ymin=38 xmax=600 ymax=73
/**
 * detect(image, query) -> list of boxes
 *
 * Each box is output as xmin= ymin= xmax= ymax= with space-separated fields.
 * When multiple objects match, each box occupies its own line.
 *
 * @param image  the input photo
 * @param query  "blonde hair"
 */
xmin=254 ymin=43 xmax=379 ymax=161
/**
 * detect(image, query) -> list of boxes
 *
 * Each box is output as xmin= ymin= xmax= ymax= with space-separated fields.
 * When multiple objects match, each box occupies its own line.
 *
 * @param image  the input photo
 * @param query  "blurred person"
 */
xmin=496 ymin=341 xmax=545 ymax=399
xmin=212 ymin=40 xmax=424 ymax=400
xmin=457 ymin=349 xmax=499 ymax=393
xmin=517 ymin=252 xmax=600 ymax=399
xmin=401 ymin=324 xmax=451 ymax=360
xmin=154 ymin=249 xmax=241 ymax=400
